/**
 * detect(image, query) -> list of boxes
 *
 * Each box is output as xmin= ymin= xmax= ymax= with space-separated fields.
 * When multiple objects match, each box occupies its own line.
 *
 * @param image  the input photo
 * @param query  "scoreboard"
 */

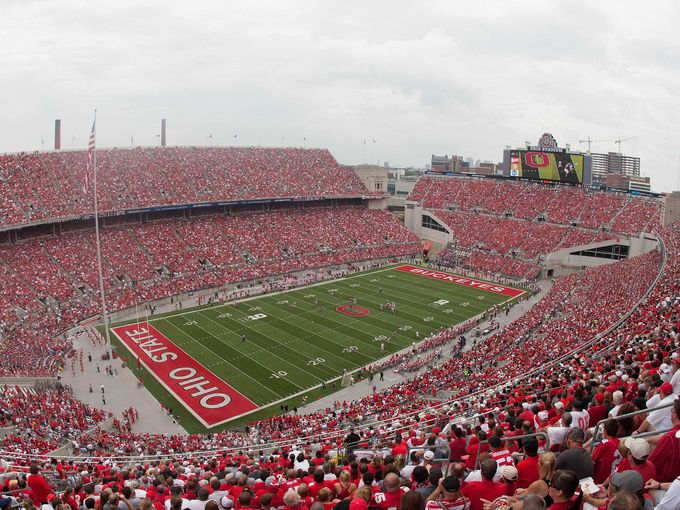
xmin=509 ymin=150 xmax=585 ymax=184
xmin=502 ymin=134 xmax=592 ymax=185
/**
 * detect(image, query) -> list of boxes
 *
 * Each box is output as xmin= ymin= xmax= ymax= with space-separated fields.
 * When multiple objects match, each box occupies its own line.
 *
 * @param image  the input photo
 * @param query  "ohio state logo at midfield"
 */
xmin=336 ymin=304 xmax=370 ymax=316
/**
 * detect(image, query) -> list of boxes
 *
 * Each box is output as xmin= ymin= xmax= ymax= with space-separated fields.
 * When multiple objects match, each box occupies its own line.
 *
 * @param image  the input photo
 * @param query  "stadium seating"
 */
xmin=409 ymin=176 xmax=659 ymax=280
xmin=0 ymin=148 xmax=370 ymax=229
xmin=1 ymin=152 xmax=679 ymax=510
xmin=0 ymin=206 xmax=419 ymax=378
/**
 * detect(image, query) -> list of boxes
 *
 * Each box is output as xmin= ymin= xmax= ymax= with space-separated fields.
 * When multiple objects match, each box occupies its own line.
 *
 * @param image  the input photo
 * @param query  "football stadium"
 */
xmin=2 ymin=3 xmax=680 ymax=510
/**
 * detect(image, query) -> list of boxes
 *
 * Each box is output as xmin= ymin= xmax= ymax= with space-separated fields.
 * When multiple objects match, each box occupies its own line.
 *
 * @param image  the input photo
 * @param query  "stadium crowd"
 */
xmin=0 ymin=148 xmax=374 ymax=229
xmin=0 ymin=221 xmax=674 ymax=509
xmin=408 ymin=177 xmax=658 ymax=235
xmin=0 ymin=221 xmax=666 ymax=460
xmin=0 ymin=207 xmax=419 ymax=378
xmin=0 ymin=157 xmax=678 ymax=510
xmin=408 ymin=176 xmax=659 ymax=280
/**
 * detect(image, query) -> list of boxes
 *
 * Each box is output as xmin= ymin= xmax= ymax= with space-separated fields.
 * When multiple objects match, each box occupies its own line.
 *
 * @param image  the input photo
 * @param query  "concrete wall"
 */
xmin=663 ymin=191 xmax=680 ymax=227
xmin=366 ymin=197 xmax=387 ymax=209
xmin=404 ymin=203 xmax=452 ymax=245
xmin=543 ymin=234 xmax=658 ymax=277
xmin=406 ymin=202 xmax=659 ymax=279
xmin=0 ymin=377 xmax=57 ymax=387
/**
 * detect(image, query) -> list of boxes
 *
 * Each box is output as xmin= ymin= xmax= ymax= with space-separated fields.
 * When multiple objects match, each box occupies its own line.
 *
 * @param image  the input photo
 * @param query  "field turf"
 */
xmin=108 ymin=264 xmax=517 ymax=433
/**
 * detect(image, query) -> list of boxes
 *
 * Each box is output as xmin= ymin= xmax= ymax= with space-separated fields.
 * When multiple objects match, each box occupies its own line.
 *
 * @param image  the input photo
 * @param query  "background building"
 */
xmin=605 ymin=174 xmax=651 ymax=193
xmin=591 ymin=152 xmax=641 ymax=184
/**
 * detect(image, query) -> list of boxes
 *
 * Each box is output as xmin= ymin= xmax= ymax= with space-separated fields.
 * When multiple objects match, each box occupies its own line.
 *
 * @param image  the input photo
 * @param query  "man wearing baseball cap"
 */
xmin=635 ymin=382 xmax=677 ymax=434
xmin=425 ymin=476 xmax=470 ymax=510
xmin=616 ymin=437 xmax=656 ymax=484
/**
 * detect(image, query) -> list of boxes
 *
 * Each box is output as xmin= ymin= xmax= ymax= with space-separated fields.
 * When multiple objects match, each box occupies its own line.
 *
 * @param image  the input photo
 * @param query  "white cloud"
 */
xmin=1 ymin=0 xmax=679 ymax=191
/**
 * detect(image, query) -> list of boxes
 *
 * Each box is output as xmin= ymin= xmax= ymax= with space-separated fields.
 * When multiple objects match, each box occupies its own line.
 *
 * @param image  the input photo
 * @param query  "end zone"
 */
xmin=111 ymin=322 xmax=257 ymax=428
xmin=393 ymin=265 xmax=526 ymax=298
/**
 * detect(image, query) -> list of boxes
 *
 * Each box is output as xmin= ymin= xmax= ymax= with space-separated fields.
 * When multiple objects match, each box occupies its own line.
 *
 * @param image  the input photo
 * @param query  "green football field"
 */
xmin=108 ymin=264 xmax=520 ymax=433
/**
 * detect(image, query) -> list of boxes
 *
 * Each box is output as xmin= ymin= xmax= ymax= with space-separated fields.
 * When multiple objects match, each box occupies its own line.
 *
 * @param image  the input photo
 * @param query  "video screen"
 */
xmin=509 ymin=150 xmax=584 ymax=184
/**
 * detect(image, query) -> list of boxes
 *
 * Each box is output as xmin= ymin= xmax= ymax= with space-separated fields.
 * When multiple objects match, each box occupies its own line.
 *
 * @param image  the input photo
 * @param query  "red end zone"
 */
xmin=393 ymin=265 xmax=525 ymax=298
xmin=112 ymin=322 xmax=257 ymax=428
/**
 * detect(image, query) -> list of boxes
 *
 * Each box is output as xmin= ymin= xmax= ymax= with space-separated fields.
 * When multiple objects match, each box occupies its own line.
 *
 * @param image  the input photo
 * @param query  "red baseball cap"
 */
xmin=660 ymin=382 xmax=674 ymax=395
xmin=350 ymin=499 xmax=368 ymax=510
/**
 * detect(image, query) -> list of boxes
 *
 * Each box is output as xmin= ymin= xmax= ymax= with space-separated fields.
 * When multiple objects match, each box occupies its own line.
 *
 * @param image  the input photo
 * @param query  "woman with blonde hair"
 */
xmin=515 ymin=452 xmax=557 ymax=508
xmin=334 ymin=470 xmax=357 ymax=500
xmin=317 ymin=488 xmax=339 ymax=510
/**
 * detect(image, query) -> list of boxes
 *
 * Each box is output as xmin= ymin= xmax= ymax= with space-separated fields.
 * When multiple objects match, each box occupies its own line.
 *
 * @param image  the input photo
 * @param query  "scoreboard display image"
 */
xmin=509 ymin=150 xmax=584 ymax=184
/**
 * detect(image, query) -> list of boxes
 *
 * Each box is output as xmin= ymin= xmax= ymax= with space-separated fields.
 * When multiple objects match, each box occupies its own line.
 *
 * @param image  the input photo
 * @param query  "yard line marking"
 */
xmin=194 ymin=309 xmax=323 ymax=386
xmin=162 ymin=318 xmax=285 ymax=400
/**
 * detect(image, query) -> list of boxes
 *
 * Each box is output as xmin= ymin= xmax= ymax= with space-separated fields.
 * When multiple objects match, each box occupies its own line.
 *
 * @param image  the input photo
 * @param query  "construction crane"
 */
xmin=578 ymin=136 xmax=637 ymax=154
xmin=578 ymin=137 xmax=611 ymax=152
xmin=614 ymin=136 xmax=636 ymax=155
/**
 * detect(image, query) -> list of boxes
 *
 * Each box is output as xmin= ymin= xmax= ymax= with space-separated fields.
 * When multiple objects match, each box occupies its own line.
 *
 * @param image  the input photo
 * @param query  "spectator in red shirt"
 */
xmin=587 ymin=393 xmax=608 ymax=427
xmin=591 ymin=419 xmax=621 ymax=484
xmin=461 ymin=459 xmax=506 ymax=510
xmin=371 ymin=474 xmax=408 ymax=510
xmin=449 ymin=428 xmax=467 ymax=462
xmin=392 ymin=434 xmax=408 ymax=458
xmin=27 ymin=464 xmax=54 ymax=505
xmin=516 ymin=437 xmax=540 ymax=489
xmin=615 ymin=437 xmax=656 ymax=485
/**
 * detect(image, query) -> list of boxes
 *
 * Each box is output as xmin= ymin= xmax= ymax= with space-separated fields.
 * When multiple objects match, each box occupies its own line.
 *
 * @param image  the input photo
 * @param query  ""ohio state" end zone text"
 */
xmin=112 ymin=322 xmax=257 ymax=427
xmin=393 ymin=265 xmax=525 ymax=298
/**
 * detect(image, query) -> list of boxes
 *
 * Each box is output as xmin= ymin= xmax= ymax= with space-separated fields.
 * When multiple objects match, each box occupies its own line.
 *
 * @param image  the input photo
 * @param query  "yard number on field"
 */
xmin=343 ymin=345 xmax=358 ymax=353
xmin=242 ymin=313 xmax=267 ymax=322
xmin=270 ymin=371 xmax=287 ymax=379
xmin=307 ymin=357 xmax=325 ymax=366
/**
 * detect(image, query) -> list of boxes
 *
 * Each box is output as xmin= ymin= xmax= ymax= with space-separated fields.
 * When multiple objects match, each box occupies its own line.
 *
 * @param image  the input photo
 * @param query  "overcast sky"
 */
xmin=2 ymin=0 xmax=679 ymax=192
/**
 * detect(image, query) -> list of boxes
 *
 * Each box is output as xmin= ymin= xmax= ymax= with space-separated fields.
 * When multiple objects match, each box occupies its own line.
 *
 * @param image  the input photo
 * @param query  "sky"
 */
xmin=2 ymin=0 xmax=679 ymax=192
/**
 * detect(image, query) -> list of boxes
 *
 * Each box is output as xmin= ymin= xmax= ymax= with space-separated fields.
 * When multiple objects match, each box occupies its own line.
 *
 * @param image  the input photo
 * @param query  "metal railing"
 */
xmin=589 ymin=401 xmax=675 ymax=453
xmin=0 ymin=237 xmax=666 ymax=464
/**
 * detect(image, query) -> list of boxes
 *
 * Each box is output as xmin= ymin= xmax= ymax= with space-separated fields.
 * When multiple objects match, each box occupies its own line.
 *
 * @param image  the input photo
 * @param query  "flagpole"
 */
xmin=91 ymin=109 xmax=114 ymax=361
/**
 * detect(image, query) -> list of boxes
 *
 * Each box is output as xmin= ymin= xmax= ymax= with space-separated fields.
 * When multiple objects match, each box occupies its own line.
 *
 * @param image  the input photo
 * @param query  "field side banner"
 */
xmin=112 ymin=322 xmax=257 ymax=427
xmin=394 ymin=265 xmax=525 ymax=298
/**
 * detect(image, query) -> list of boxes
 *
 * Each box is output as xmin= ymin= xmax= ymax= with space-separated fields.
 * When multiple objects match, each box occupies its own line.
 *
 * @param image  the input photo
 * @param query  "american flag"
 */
xmin=84 ymin=120 xmax=96 ymax=192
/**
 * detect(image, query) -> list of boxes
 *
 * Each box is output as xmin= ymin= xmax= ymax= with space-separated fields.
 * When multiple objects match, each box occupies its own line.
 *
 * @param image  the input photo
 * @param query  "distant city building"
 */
xmin=591 ymin=152 xmax=640 ymax=184
xmin=353 ymin=164 xmax=388 ymax=193
xmin=605 ymin=173 xmax=651 ymax=193
xmin=456 ymin=161 xmax=501 ymax=176
xmin=430 ymin=154 xmax=463 ymax=173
